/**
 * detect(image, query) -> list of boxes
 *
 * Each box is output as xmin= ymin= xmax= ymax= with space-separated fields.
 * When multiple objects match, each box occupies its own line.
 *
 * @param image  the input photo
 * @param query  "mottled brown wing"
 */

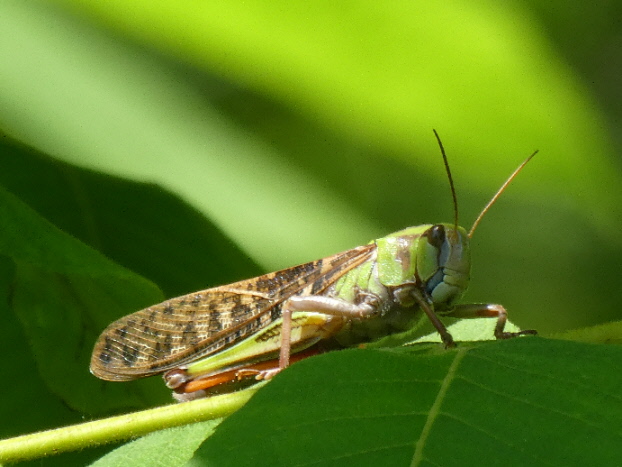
xmin=90 ymin=243 xmax=376 ymax=381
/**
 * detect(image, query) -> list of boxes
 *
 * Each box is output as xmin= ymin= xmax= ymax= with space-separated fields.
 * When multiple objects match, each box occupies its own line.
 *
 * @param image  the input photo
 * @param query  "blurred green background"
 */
xmin=0 ymin=0 xmax=620 ymax=458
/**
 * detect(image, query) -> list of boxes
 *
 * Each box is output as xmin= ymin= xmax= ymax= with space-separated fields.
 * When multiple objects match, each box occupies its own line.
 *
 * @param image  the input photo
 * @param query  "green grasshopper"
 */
xmin=90 ymin=131 xmax=537 ymax=400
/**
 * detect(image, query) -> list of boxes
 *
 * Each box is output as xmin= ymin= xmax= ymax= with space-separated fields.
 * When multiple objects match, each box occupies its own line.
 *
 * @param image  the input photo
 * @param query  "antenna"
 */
xmin=433 ymin=130 xmax=459 ymax=231
xmin=468 ymin=150 xmax=538 ymax=238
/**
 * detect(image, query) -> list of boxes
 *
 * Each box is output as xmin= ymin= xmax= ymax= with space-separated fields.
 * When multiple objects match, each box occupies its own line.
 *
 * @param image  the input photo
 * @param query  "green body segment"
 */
xmin=329 ymin=223 xmax=470 ymax=347
xmin=185 ymin=313 xmax=338 ymax=377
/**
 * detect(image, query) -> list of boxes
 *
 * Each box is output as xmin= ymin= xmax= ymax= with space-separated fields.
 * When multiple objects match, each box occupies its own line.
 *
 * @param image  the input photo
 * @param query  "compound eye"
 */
xmin=425 ymin=224 xmax=446 ymax=248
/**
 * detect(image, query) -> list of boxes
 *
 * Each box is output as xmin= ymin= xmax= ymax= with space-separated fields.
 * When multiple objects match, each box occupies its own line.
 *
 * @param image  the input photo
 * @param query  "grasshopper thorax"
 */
xmin=376 ymin=223 xmax=470 ymax=309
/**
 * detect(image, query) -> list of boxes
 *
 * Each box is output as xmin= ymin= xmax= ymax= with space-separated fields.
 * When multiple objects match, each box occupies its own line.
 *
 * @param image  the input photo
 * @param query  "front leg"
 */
xmin=411 ymin=289 xmax=457 ymax=349
xmin=444 ymin=303 xmax=537 ymax=340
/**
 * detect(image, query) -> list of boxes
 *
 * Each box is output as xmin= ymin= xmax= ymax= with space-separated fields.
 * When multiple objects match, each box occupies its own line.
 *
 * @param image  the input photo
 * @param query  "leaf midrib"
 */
xmin=411 ymin=347 xmax=467 ymax=466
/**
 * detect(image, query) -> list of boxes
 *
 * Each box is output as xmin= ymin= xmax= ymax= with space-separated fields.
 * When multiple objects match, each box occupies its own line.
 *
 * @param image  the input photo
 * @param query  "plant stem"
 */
xmin=0 ymin=385 xmax=259 ymax=464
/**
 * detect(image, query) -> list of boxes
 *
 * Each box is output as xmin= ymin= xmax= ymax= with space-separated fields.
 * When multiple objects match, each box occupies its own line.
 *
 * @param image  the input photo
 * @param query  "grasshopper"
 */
xmin=90 ymin=131 xmax=537 ymax=400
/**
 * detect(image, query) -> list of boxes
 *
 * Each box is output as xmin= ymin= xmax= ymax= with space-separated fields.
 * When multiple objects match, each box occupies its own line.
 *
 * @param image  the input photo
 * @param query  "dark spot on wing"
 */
xmin=209 ymin=311 xmax=222 ymax=332
xmin=122 ymin=344 xmax=139 ymax=366
xmin=163 ymin=334 xmax=173 ymax=354
xmin=183 ymin=322 xmax=198 ymax=345
xmin=99 ymin=337 xmax=113 ymax=364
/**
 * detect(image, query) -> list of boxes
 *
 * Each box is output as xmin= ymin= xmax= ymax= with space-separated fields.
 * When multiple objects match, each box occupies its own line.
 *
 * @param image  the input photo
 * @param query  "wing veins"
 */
xmin=91 ymin=243 xmax=376 ymax=379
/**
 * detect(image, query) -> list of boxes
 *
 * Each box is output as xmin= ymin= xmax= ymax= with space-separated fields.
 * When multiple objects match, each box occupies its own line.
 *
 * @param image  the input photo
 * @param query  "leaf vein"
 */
xmin=410 ymin=347 xmax=467 ymax=467
xmin=439 ymin=412 xmax=563 ymax=467
xmin=457 ymin=375 xmax=620 ymax=433
xmin=468 ymin=353 xmax=622 ymax=402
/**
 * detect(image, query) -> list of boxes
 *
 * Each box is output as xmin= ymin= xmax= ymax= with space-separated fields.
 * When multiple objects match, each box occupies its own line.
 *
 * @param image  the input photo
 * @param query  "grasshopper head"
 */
xmin=378 ymin=130 xmax=535 ymax=311
xmin=416 ymin=223 xmax=470 ymax=308
xmin=376 ymin=223 xmax=470 ymax=309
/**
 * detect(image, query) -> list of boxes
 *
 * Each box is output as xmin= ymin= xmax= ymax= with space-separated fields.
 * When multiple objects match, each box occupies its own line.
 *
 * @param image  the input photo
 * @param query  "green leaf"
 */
xmin=192 ymin=338 xmax=621 ymax=466
xmin=43 ymin=0 xmax=620 ymax=239
xmin=0 ymin=136 xmax=261 ymax=443
xmin=90 ymin=420 xmax=219 ymax=467
xmin=0 ymin=184 xmax=164 ymax=414
xmin=0 ymin=136 xmax=262 ymax=299
xmin=91 ymin=420 xmax=219 ymax=467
